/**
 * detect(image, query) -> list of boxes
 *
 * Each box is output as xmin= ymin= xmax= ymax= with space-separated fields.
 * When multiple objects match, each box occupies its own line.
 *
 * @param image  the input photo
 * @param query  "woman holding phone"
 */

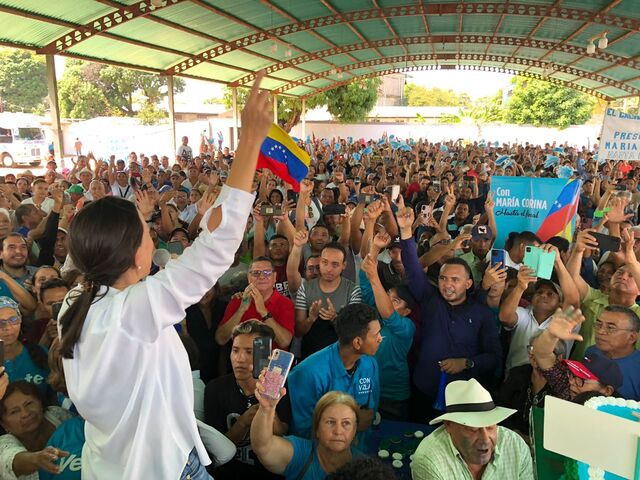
xmin=58 ymin=72 xmax=272 ymax=479
xmin=251 ymin=387 xmax=361 ymax=480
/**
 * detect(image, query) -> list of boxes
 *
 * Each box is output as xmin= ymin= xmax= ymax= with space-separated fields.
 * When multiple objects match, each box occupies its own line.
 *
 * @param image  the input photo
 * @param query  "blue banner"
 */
xmin=491 ymin=177 xmax=581 ymax=248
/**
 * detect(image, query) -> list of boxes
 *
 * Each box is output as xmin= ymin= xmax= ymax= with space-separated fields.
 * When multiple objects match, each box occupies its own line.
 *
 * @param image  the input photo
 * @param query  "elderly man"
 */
xmin=215 ymin=256 xmax=294 ymax=350
xmin=411 ymin=379 xmax=533 ymax=480
xmin=585 ymin=305 xmax=640 ymax=400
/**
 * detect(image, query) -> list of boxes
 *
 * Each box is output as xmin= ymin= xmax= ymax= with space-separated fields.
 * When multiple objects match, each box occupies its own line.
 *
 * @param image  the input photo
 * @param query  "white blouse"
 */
xmin=60 ymin=185 xmax=254 ymax=479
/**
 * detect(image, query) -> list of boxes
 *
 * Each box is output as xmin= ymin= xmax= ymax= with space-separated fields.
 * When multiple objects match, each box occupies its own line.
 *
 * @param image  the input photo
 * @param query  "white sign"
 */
xmin=598 ymin=108 xmax=640 ymax=161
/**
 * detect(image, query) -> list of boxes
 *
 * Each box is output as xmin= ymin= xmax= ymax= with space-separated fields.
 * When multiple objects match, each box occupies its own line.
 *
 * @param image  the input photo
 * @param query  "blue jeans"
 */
xmin=180 ymin=448 xmax=212 ymax=480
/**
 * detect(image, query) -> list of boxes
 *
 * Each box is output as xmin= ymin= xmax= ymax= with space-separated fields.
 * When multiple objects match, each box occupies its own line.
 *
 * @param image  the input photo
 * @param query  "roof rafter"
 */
xmin=482 ymin=0 xmax=510 ymax=68
xmin=36 ymin=0 xmax=185 ymax=55
xmin=273 ymin=53 xmax=638 ymax=96
xmin=301 ymin=65 xmax=612 ymax=101
xmin=230 ymin=34 xmax=637 ymax=87
xmin=370 ymin=0 xmax=413 ymax=66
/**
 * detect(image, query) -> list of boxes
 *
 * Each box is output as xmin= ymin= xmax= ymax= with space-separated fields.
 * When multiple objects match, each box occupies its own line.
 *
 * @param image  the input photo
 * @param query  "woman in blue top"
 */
xmin=251 ymin=386 xmax=360 ymax=480
xmin=0 ymin=297 xmax=50 ymax=398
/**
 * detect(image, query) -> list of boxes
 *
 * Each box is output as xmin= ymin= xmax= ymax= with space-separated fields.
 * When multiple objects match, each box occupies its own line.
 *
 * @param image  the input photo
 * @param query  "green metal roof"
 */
xmin=0 ymin=0 xmax=639 ymax=100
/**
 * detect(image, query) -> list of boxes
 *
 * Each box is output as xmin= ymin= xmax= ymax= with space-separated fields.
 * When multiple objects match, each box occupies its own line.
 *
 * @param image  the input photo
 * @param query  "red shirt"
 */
xmin=219 ymin=289 xmax=295 ymax=350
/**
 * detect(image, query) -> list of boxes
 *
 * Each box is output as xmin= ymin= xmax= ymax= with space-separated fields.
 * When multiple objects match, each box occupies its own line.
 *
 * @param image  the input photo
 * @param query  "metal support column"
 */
xmin=167 ymin=75 xmax=176 ymax=156
xmin=45 ymin=55 xmax=64 ymax=165
xmin=232 ymin=87 xmax=238 ymax=150
xmin=301 ymin=98 xmax=306 ymax=139
xmin=273 ymin=95 xmax=278 ymax=124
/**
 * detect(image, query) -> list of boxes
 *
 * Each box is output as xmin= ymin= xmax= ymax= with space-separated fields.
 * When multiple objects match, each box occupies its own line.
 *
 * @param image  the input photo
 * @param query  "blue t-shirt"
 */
xmin=282 ymin=436 xmax=360 ymax=480
xmin=4 ymin=344 xmax=49 ymax=395
xmin=288 ymin=342 xmax=379 ymax=438
xmin=359 ymin=269 xmax=415 ymax=401
xmin=0 ymin=281 xmax=15 ymax=301
xmin=40 ymin=416 xmax=85 ymax=480
xmin=586 ymin=346 xmax=640 ymax=400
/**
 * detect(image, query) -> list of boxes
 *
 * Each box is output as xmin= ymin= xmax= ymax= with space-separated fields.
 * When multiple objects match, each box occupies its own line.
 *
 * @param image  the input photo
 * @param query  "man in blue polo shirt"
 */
xmin=397 ymin=204 xmax=502 ymax=424
xmin=586 ymin=305 xmax=640 ymax=400
xmin=287 ymin=303 xmax=381 ymax=438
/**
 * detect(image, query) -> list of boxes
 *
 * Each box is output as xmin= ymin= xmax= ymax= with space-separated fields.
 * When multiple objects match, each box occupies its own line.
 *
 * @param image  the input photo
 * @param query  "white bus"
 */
xmin=0 ymin=114 xmax=47 ymax=168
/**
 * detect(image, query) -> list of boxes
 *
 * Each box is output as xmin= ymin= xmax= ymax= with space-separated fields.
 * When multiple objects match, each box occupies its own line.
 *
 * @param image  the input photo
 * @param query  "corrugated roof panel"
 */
xmin=347 ymin=49 xmax=381 ymax=62
xmin=516 ymin=47 xmax=547 ymax=60
xmin=0 ymin=0 xmax=106 ymax=24
xmin=269 ymin=0 xmax=332 ymax=20
xmin=0 ymin=13 xmax=66 ymax=47
xmin=607 ymin=33 xmax=640 ymax=57
xmin=599 ymin=86 xmax=633 ymax=98
xmin=352 ymin=20 xmax=394 ymax=41
xmin=388 ymin=17 xmax=426 ymax=37
xmin=573 ymin=78 xmax=607 ymax=89
xmin=573 ymin=58 xmax=615 ymax=71
xmin=278 ymin=31 xmax=332 ymax=52
xmin=608 ymin=1 xmax=640 ymax=20
xmin=484 ymin=44 xmax=518 ymax=57
xmin=377 ymin=46 xmax=405 ymax=57
xmin=553 ymin=71 xmax=581 ymax=82
xmin=499 ymin=15 xmax=542 ymax=37
xmin=461 ymin=43 xmax=493 ymax=54
xmin=109 ymin=18 xmax=213 ymax=55
xmin=604 ymin=65 xmax=640 ymax=81
xmin=296 ymin=59 xmax=333 ymax=74
xmin=67 ymin=36 xmax=183 ymax=70
xmin=287 ymin=85 xmax=315 ymax=97
xmin=187 ymin=61 xmax=250 ymax=83
xmin=463 ymin=14 xmax=500 ymax=34
xmin=313 ymin=24 xmax=361 ymax=45
xmin=562 ymin=0 xmax=609 ymax=10
xmin=320 ymin=54 xmax=353 ymax=67
xmin=535 ymin=19 xmax=585 ymax=43
xmin=215 ymin=51 xmax=272 ymax=71
xmin=221 ymin=1 xmax=289 ymax=30
xmin=269 ymin=67 xmax=307 ymax=81
xmin=426 ymin=14 xmax=458 ymax=35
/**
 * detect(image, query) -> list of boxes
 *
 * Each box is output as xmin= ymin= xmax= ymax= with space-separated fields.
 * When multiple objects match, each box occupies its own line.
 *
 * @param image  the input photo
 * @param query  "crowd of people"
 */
xmin=0 ymin=82 xmax=637 ymax=479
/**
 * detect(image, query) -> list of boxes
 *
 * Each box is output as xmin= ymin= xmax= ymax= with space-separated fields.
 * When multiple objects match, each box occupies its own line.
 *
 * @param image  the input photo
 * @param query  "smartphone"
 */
xmin=252 ymin=336 xmax=272 ymax=379
xmin=323 ymin=204 xmax=346 ymax=215
xmin=524 ymin=246 xmax=556 ymax=280
xmin=420 ymin=204 xmax=431 ymax=221
xmin=491 ymin=248 xmax=506 ymax=267
xmin=51 ymin=302 xmax=63 ymax=322
xmin=615 ymin=184 xmax=627 ymax=191
xmin=287 ymin=190 xmax=297 ymax=204
xmin=220 ymin=171 xmax=228 ymax=181
xmin=260 ymin=204 xmax=282 ymax=216
xmin=0 ymin=339 xmax=4 ymax=367
xmin=354 ymin=177 xmax=361 ymax=185
xmin=431 ymin=181 xmax=441 ymax=193
xmin=167 ymin=241 xmax=185 ymax=255
xmin=463 ymin=175 xmax=475 ymax=182
xmin=358 ymin=193 xmax=379 ymax=205
xmin=591 ymin=232 xmax=621 ymax=253
xmin=385 ymin=185 xmax=400 ymax=203
xmin=262 ymin=349 xmax=295 ymax=399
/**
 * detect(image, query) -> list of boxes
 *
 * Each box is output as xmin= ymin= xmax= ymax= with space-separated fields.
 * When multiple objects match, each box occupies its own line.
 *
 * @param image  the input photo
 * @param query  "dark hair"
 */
xmin=14 ymin=204 xmax=36 ymax=226
xmin=251 ymin=255 xmax=273 ymax=267
xmin=47 ymin=338 xmax=67 ymax=396
xmin=268 ymin=188 xmax=284 ymax=203
xmin=60 ymin=197 xmax=144 ymax=358
xmin=335 ymin=303 xmax=378 ymax=346
xmin=441 ymin=257 xmax=473 ymax=281
xmin=305 ymin=254 xmax=321 ymax=267
xmin=604 ymin=305 xmax=640 ymax=332
xmin=231 ymin=319 xmax=275 ymax=341
xmin=505 ymin=231 xmax=541 ymax=251
xmin=321 ymin=242 xmax=346 ymax=262
xmin=1 ymin=233 xmax=27 ymax=250
xmin=39 ymin=277 xmax=68 ymax=303
xmin=327 ymin=457 xmax=395 ymax=480
xmin=310 ymin=224 xmax=329 ymax=235
xmin=547 ymin=236 xmax=570 ymax=253
xmin=169 ymin=227 xmax=190 ymax=240
xmin=269 ymin=234 xmax=289 ymax=244
xmin=0 ymin=381 xmax=43 ymax=417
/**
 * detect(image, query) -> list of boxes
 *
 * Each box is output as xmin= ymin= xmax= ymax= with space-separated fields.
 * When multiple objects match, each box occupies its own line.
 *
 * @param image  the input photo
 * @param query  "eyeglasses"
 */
xmin=249 ymin=269 xmax=274 ymax=279
xmin=569 ymin=375 xmax=600 ymax=388
xmin=0 ymin=316 xmax=20 ymax=329
xmin=594 ymin=320 xmax=635 ymax=335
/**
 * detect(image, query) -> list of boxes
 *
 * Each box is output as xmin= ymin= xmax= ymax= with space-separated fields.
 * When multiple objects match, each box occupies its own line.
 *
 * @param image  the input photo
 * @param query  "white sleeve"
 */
xmin=119 ymin=185 xmax=255 ymax=342
xmin=503 ymin=306 xmax=529 ymax=332
xmin=0 ymin=434 xmax=26 ymax=480
xmin=196 ymin=420 xmax=236 ymax=466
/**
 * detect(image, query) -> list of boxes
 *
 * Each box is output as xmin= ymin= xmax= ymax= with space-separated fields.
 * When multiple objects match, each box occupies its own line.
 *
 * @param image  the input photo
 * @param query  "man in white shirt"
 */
xmin=20 ymin=178 xmax=54 ymax=214
xmin=177 ymin=136 xmax=193 ymax=162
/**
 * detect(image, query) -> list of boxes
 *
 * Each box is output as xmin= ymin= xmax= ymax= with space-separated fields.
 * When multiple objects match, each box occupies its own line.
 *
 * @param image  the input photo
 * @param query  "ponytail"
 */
xmin=59 ymin=282 xmax=102 ymax=359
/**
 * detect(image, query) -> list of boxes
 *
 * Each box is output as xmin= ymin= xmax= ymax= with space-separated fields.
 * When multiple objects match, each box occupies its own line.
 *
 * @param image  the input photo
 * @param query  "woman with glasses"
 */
xmin=0 ymin=297 xmax=51 ymax=398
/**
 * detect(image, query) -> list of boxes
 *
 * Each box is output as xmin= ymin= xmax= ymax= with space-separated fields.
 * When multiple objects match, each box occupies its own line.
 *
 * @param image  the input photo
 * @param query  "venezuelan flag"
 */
xmin=535 ymin=179 xmax=581 ymax=242
xmin=257 ymin=123 xmax=311 ymax=191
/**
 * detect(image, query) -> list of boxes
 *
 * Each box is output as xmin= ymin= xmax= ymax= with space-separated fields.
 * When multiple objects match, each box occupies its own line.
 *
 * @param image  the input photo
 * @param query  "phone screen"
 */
xmin=262 ymin=349 xmax=294 ymax=399
xmin=167 ymin=241 xmax=184 ymax=255
xmin=252 ymin=336 xmax=272 ymax=379
xmin=51 ymin=302 xmax=63 ymax=322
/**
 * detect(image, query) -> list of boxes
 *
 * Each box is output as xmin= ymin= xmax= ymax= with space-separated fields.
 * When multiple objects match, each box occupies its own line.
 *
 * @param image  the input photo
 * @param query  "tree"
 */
xmin=504 ymin=77 xmax=595 ymax=128
xmin=404 ymin=84 xmax=469 ymax=107
xmin=325 ymin=78 xmax=381 ymax=123
xmin=58 ymin=59 xmax=185 ymax=123
xmin=0 ymin=49 xmax=48 ymax=113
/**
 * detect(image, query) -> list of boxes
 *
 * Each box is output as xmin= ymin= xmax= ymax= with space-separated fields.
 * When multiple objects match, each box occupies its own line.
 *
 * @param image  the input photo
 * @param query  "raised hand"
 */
xmin=309 ymin=299 xmax=322 ymax=322
xmin=547 ymin=307 xmax=584 ymax=342
xmin=485 ymin=191 xmax=495 ymax=212
xmin=516 ymin=266 xmax=537 ymax=290
xmin=318 ymin=298 xmax=337 ymax=321
xmin=574 ymin=229 xmax=598 ymax=253
xmin=196 ymin=187 xmax=219 ymax=216
xmin=361 ymin=253 xmax=378 ymax=278
xmin=135 ymin=189 xmax=155 ymax=220
xmin=365 ymin=200 xmax=384 ymax=222
xmin=396 ymin=206 xmax=415 ymax=231
xmin=293 ymin=229 xmax=308 ymax=248
xmin=240 ymin=70 xmax=273 ymax=140
xmin=372 ymin=230 xmax=391 ymax=251
xmin=252 ymin=202 xmax=265 ymax=223
xmin=299 ymin=178 xmax=313 ymax=195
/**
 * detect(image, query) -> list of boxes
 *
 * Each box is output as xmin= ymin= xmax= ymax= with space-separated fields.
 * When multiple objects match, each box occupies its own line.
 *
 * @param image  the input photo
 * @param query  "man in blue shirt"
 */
xmin=359 ymin=232 xmax=416 ymax=421
xmin=287 ymin=303 xmax=381 ymax=438
xmin=585 ymin=305 xmax=640 ymax=400
xmin=397 ymin=203 xmax=502 ymax=424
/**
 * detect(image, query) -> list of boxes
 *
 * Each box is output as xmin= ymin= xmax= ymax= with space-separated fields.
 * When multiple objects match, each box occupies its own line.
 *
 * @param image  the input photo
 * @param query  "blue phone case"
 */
xmin=262 ymin=349 xmax=294 ymax=399
xmin=491 ymin=249 xmax=506 ymax=267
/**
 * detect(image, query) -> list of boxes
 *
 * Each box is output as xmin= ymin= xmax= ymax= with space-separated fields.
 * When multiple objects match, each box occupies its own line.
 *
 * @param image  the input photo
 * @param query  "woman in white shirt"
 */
xmin=58 ymin=72 xmax=273 ymax=480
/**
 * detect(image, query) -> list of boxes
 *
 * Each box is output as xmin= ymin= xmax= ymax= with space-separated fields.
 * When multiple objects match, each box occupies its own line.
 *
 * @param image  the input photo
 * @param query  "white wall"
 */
xmin=290 ymin=122 xmax=602 ymax=149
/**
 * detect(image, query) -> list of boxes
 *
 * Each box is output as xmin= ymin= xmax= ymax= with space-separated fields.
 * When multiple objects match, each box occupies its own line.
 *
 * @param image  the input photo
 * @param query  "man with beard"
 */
xmin=397 ymin=205 xmax=501 ymax=423
xmin=0 ymin=233 xmax=37 ymax=286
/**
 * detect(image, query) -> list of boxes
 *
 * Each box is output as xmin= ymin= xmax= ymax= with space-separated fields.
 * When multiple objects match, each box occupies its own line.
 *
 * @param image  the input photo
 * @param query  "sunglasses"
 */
xmin=249 ymin=269 xmax=274 ymax=278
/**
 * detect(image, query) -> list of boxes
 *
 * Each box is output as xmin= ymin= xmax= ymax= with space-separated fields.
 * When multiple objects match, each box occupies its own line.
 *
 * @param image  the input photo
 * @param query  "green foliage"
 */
xmin=58 ymin=59 xmax=185 ymax=121
xmin=468 ymin=91 xmax=505 ymax=123
xmin=404 ymin=83 xmax=470 ymax=107
xmin=504 ymin=77 xmax=595 ymax=128
xmin=0 ymin=49 xmax=48 ymax=113
xmin=324 ymin=78 xmax=381 ymax=123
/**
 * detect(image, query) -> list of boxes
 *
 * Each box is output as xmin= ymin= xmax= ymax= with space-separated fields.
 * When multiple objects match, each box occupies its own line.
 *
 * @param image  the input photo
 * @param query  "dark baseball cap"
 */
xmin=563 ymin=354 xmax=623 ymax=390
xmin=471 ymin=224 xmax=492 ymax=241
